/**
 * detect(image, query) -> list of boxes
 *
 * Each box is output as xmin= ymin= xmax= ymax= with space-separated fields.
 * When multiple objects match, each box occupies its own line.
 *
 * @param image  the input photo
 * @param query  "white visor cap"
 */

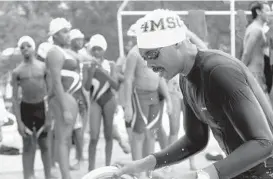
xmin=17 ymin=36 xmax=36 ymax=50
xmin=88 ymin=34 xmax=107 ymax=51
xmin=127 ymin=17 xmax=146 ymax=37
xmin=136 ymin=9 xmax=187 ymax=49
xmin=37 ymin=42 xmax=53 ymax=59
xmin=49 ymin=17 xmax=71 ymax=36
xmin=70 ymin=29 xmax=84 ymax=41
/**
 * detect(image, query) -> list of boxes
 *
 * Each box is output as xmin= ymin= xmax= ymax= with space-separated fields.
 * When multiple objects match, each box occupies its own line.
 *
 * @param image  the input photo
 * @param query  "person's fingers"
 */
xmin=114 ymin=167 xmax=126 ymax=178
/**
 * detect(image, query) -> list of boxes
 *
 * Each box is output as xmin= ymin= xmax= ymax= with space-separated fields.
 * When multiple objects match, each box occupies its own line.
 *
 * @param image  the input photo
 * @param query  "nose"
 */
xmin=146 ymin=62 xmax=155 ymax=69
xmin=143 ymin=60 xmax=148 ymax=66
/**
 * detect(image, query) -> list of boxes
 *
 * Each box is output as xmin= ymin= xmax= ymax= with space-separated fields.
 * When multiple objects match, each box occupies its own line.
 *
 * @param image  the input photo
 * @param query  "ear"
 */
xmin=256 ymin=8 xmax=261 ymax=15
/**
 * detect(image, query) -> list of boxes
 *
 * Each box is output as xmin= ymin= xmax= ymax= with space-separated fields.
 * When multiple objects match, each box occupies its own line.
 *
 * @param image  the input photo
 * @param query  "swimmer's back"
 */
xmin=129 ymin=46 xmax=160 ymax=91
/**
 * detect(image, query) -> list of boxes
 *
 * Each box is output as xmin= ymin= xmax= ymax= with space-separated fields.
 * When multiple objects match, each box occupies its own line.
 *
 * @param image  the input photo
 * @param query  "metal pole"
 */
xmin=120 ymin=10 xmax=251 ymax=16
xmin=117 ymin=0 xmax=130 ymax=57
xmin=230 ymin=0 xmax=236 ymax=57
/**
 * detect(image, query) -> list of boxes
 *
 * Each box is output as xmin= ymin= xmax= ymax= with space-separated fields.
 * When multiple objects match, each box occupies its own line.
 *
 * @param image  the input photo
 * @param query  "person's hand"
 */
xmin=112 ymin=161 xmax=141 ymax=178
xmin=63 ymin=111 xmax=74 ymax=125
xmin=166 ymin=98 xmax=173 ymax=116
xmin=118 ymin=73 xmax=125 ymax=83
xmin=17 ymin=121 xmax=27 ymax=137
xmin=124 ymin=105 xmax=133 ymax=123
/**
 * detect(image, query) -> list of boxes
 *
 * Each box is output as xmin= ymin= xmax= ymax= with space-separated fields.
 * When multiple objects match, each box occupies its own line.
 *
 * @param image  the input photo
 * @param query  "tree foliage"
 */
xmin=0 ymin=1 xmax=265 ymax=61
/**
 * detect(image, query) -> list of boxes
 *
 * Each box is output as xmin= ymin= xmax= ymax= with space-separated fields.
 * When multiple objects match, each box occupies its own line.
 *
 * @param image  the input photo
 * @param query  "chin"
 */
xmin=162 ymin=73 xmax=171 ymax=81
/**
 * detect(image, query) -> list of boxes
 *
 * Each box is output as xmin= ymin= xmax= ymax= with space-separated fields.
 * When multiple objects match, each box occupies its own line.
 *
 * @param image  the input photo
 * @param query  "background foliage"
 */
xmin=0 ymin=1 xmax=268 ymax=61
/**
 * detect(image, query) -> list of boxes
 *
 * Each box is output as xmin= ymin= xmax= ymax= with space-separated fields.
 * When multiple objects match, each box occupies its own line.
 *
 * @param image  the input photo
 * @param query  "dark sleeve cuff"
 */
xmin=151 ymin=153 xmax=161 ymax=170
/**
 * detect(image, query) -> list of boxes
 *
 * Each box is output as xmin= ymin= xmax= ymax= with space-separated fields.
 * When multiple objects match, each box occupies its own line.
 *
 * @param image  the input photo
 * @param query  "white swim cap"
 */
xmin=127 ymin=17 xmax=146 ymax=37
xmin=70 ymin=29 xmax=84 ymax=41
xmin=88 ymin=34 xmax=107 ymax=51
xmin=17 ymin=36 xmax=36 ymax=50
xmin=136 ymin=9 xmax=187 ymax=49
xmin=49 ymin=17 xmax=71 ymax=36
xmin=37 ymin=42 xmax=53 ymax=59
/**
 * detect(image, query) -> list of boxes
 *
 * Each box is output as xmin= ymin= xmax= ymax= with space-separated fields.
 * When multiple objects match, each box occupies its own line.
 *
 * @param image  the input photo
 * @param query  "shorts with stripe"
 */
xmin=130 ymin=89 xmax=164 ymax=134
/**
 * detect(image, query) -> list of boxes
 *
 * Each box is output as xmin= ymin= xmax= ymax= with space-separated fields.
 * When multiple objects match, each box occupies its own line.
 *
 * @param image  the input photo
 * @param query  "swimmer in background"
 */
xmin=12 ymin=36 xmax=52 ymax=179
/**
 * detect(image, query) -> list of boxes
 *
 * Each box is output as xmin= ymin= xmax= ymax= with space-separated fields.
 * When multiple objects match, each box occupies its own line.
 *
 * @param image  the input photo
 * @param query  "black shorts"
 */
xmin=20 ymin=100 xmax=47 ymax=137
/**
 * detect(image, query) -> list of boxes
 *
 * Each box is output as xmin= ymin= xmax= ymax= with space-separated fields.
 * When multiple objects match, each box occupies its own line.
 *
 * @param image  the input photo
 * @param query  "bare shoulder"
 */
xmin=34 ymin=59 xmax=47 ymax=72
xmin=35 ymin=59 xmax=46 ymax=66
xmin=46 ymin=46 xmax=64 ymax=66
xmin=246 ymin=24 xmax=263 ymax=37
xmin=47 ymin=46 xmax=63 ymax=60
xmin=12 ymin=63 xmax=24 ymax=75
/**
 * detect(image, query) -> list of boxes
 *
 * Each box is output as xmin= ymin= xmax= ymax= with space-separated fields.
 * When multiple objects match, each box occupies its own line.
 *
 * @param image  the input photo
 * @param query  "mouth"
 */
xmin=151 ymin=66 xmax=167 ymax=78
xmin=22 ymin=51 xmax=30 ymax=56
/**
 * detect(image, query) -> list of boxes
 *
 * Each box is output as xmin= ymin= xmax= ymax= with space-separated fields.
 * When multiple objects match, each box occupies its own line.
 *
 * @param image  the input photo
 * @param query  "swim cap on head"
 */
xmin=49 ymin=17 xmax=71 ymax=36
xmin=37 ymin=42 xmax=53 ymax=59
xmin=88 ymin=34 xmax=107 ymax=51
xmin=70 ymin=29 xmax=84 ymax=41
xmin=136 ymin=9 xmax=187 ymax=49
xmin=17 ymin=36 xmax=36 ymax=50
xmin=127 ymin=17 xmax=146 ymax=37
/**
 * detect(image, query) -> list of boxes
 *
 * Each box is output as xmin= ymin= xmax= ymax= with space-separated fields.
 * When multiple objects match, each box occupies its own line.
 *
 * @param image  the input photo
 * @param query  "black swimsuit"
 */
xmin=152 ymin=50 xmax=273 ymax=179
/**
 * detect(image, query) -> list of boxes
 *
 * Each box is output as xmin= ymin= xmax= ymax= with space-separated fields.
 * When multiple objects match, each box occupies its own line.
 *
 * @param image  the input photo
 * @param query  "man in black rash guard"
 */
xmin=113 ymin=9 xmax=273 ymax=179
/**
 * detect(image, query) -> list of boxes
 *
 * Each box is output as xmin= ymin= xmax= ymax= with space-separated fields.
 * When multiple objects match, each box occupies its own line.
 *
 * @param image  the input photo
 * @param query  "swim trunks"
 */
xmin=20 ymin=100 xmax=47 ymax=138
xmin=130 ymin=89 xmax=164 ymax=133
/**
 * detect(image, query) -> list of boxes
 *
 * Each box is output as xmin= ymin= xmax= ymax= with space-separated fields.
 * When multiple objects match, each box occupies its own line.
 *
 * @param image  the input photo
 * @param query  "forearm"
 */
xmin=12 ymin=99 xmax=22 ymax=124
xmin=45 ymin=75 xmax=53 ymax=96
xmin=52 ymin=80 xmax=67 ymax=112
xmin=212 ymin=139 xmax=273 ymax=179
xmin=106 ymin=75 xmax=120 ymax=90
xmin=241 ymin=54 xmax=251 ymax=66
xmin=152 ymin=135 xmax=206 ymax=170
xmin=43 ymin=96 xmax=51 ymax=121
xmin=124 ymin=79 xmax=133 ymax=107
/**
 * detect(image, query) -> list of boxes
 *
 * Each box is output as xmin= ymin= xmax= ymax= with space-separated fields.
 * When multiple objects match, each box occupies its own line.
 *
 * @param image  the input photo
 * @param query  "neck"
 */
xmin=253 ymin=17 xmax=265 ymax=26
xmin=54 ymin=40 xmax=66 ymax=48
xmin=179 ymin=42 xmax=198 ymax=76
xmin=24 ymin=56 xmax=34 ymax=63
xmin=71 ymin=46 xmax=78 ymax=52
xmin=95 ymin=57 xmax=104 ymax=62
